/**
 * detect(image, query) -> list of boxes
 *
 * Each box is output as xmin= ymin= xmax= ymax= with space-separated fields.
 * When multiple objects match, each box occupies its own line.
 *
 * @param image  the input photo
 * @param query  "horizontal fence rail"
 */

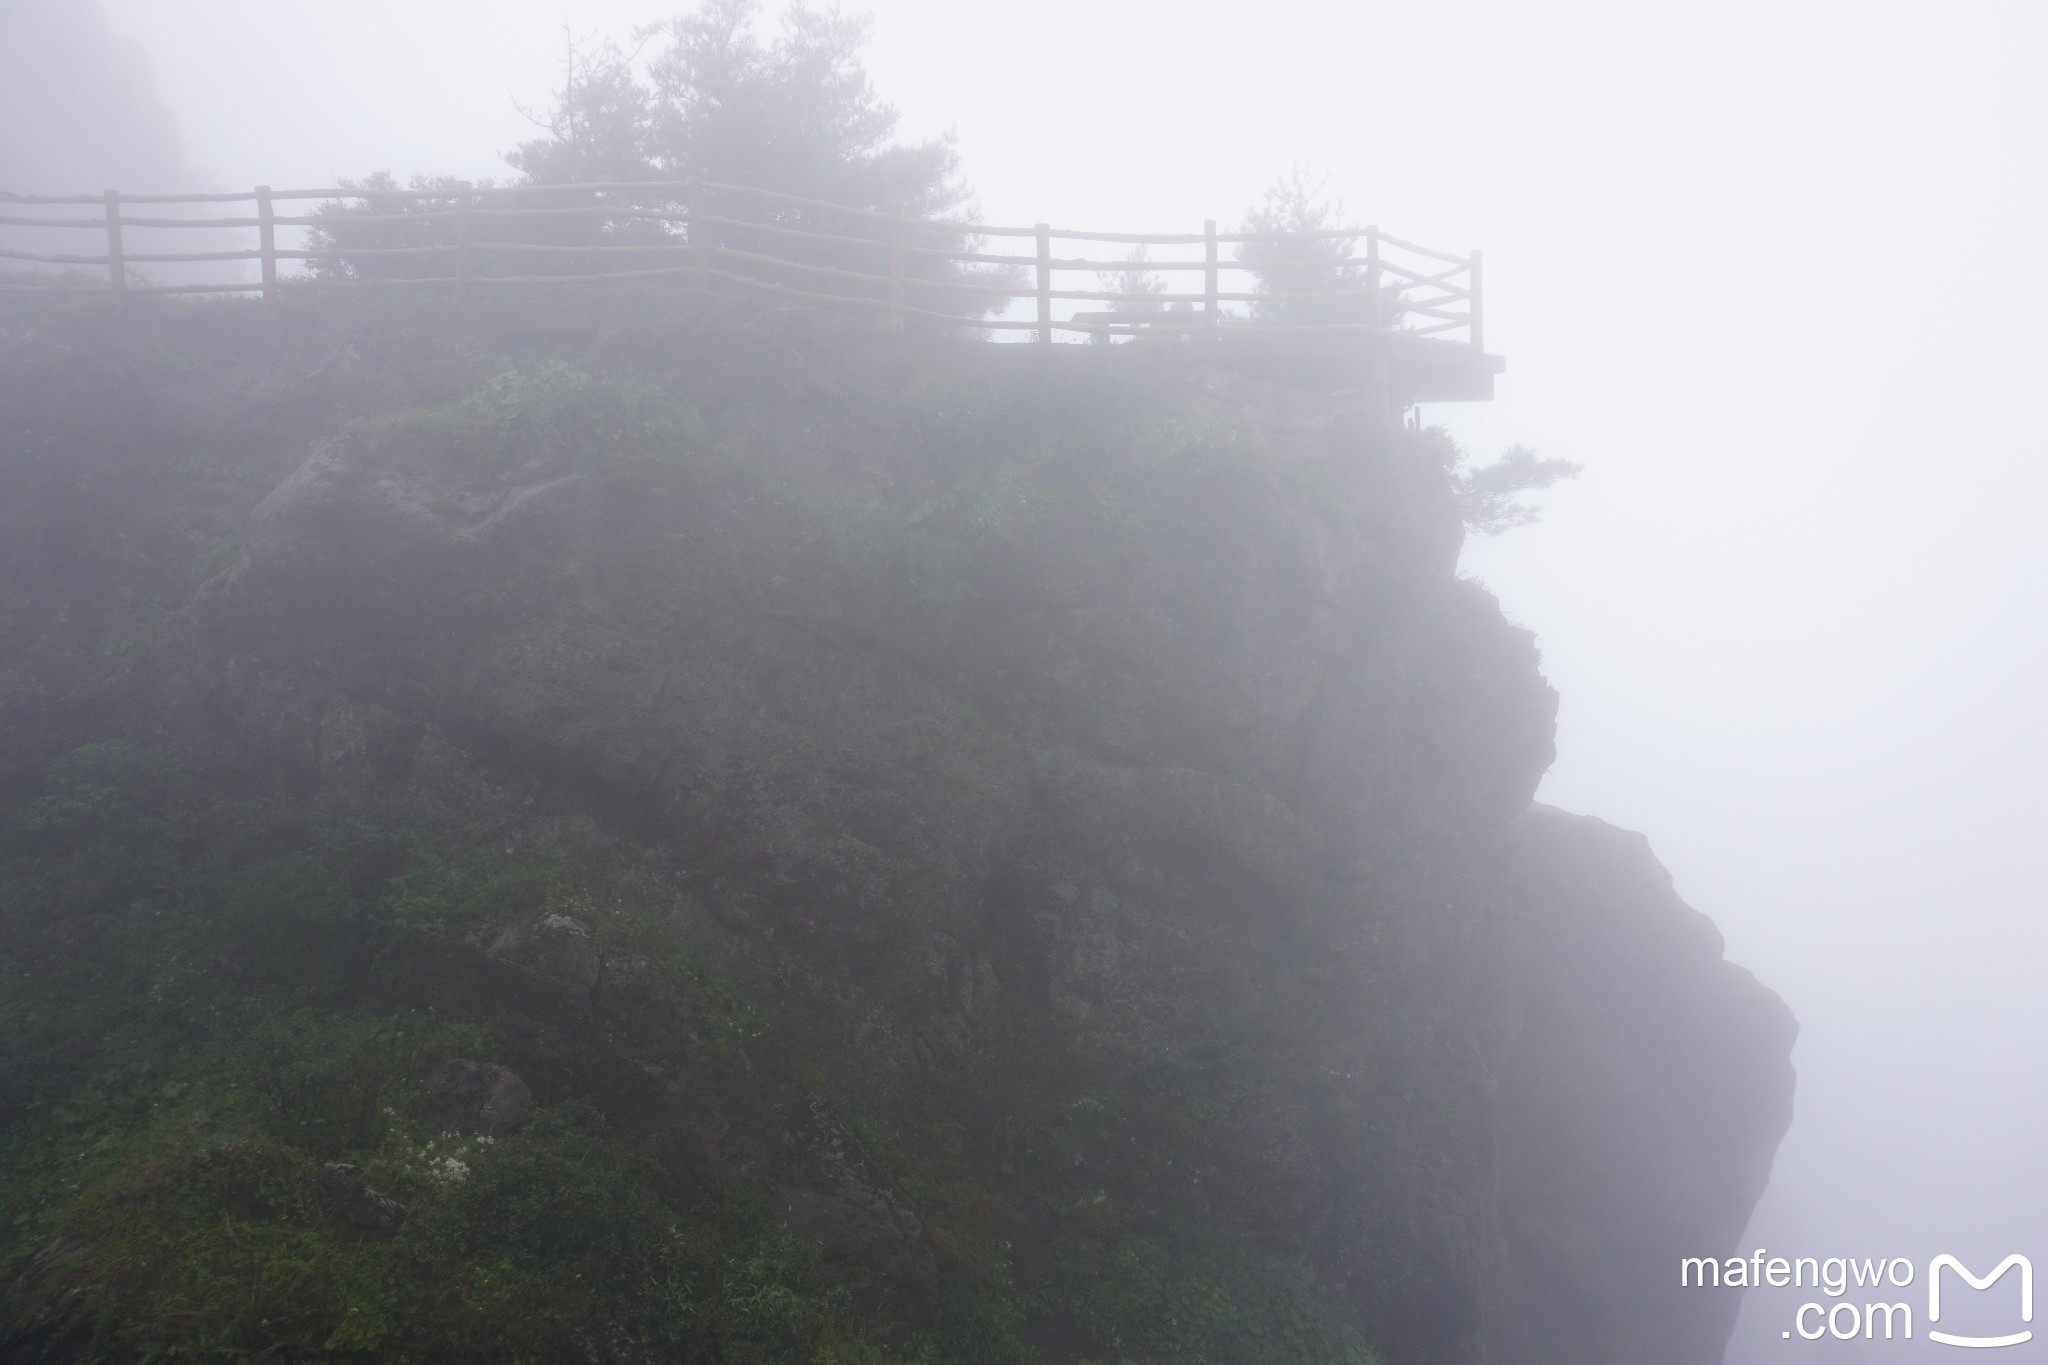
xmin=0 ymin=179 xmax=1484 ymax=349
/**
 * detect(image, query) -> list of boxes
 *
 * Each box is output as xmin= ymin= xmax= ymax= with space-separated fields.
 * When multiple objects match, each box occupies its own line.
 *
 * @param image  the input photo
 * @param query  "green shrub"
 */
xmin=0 ymin=744 xmax=926 ymax=1362
xmin=350 ymin=360 xmax=706 ymax=472
xmin=1058 ymin=1229 xmax=1381 ymax=1365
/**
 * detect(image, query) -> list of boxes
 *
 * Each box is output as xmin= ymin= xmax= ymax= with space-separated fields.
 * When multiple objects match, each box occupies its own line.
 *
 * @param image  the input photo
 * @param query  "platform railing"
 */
xmin=0 ymin=179 xmax=1482 ymax=349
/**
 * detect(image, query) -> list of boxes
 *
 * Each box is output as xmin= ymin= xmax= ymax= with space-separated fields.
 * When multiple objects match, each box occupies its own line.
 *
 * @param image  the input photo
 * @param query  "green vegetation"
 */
xmin=0 ymin=727 xmax=1380 ymax=1362
xmin=0 ymin=740 xmax=920 ymax=1362
xmin=354 ymin=357 xmax=708 ymax=470
xmin=1058 ymin=1234 xmax=1380 ymax=1365
xmin=1 ymin=340 xmax=1415 ymax=1362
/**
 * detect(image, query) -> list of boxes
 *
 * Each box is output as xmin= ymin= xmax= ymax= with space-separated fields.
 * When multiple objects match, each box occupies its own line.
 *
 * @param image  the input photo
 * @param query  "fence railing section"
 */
xmin=0 ymin=179 xmax=1483 ymax=349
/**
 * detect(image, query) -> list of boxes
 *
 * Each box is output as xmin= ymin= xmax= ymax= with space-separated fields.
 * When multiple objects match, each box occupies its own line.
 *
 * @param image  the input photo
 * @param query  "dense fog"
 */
xmin=15 ymin=0 xmax=2047 ymax=1356
xmin=0 ymin=2 xmax=187 ymax=190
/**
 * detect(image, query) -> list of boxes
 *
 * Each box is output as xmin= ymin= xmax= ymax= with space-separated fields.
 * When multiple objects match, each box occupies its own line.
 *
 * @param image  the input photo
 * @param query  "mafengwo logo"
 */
xmin=1681 ymin=1250 xmax=2033 ymax=1346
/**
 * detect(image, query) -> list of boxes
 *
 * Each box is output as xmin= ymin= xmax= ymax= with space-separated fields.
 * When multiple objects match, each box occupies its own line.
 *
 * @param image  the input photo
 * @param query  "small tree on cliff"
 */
xmin=315 ymin=4 xmax=1004 ymax=308
xmin=1423 ymin=431 xmax=1581 ymax=535
xmin=1236 ymin=165 xmax=1402 ymax=326
xmin=508 ymin=3 xmax=967 ymax=218
xmin=1455 ymin=445 xmax=1582 ymax=534
xmin=506 ymin=1 xmax=1000 ymax=311
xmin=504 ymin=32 xmax=655 ymax=187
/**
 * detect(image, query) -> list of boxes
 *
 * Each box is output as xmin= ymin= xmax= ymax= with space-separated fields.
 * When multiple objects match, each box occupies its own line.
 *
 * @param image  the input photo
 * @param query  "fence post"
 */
xmin=689 ymin=178 xmax=706 ymax=290
xmin=1469 ymin=248 xmax=1484 ymax=351
xmin=1367 ymin=227 xmax=1382 ymax=329
xmin=1035 ymin=223 xmax=1052 ymax=345
xmin=255 ymin=185 xmax=278 ymax=305
xmin=1203 ymin=219 xmax=1218 ymax=337
xmin=454 ymin=182 xmax=473 ymax=304
xmin=889 ymin=203 xmax=906 ymax=333
xmin=103 ymin=190 xmax=125 ymax=304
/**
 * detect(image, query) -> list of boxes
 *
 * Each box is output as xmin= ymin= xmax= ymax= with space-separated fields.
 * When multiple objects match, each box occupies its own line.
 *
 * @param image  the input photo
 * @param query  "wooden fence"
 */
xmin=0 ymin=178 xmax=1483 ymax=349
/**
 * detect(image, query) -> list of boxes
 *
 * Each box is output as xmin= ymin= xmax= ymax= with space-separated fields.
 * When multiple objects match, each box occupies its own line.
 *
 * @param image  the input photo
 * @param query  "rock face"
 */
xmin=318 ymin=1162 xmax=408 ymax=1232
xmin=487 ymin=915 xmax=601 ymax=1013
xmin=780 ymin=1161 xmax=942 ymax=1306
xmin=1487 ymin=808 xmax=1797 ymax=1363
xmin=7 ymin=324 xmax=1794 ymax=1362
xmin=421 ymin=1059 xmax=536 ymax=1138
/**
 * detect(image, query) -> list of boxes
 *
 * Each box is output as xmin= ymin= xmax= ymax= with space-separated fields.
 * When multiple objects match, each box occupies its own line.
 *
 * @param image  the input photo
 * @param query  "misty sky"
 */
xmin=25 ymin=1 xmax=2048 ymax=1357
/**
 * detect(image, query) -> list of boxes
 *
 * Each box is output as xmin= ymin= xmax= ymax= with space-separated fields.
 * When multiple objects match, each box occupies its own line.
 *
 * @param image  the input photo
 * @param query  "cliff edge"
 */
xmin=0 ymin=305 xmax=1794 ymax=1362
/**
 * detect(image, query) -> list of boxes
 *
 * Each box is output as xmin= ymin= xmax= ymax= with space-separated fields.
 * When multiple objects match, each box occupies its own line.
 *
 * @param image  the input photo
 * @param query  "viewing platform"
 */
xmin=1 ymin=178 xmax=1502 ymax=408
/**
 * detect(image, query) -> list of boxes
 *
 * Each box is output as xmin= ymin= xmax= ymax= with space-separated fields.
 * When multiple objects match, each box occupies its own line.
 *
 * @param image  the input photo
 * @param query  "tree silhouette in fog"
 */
xmin=315 ymin=3 xmax=1004 ymax=312
xmin=511 ymin=2 xmax=966 ymax=218
xmin=1235 ymin=166 xmax=1400 ymax=327
xmin=1441 ymin=438 xmax=1583 ymax=535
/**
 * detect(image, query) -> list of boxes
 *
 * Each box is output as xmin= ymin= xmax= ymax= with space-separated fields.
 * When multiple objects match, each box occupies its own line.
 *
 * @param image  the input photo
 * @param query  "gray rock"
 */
xmin=1484 ymin=806 xmax=1799 ymax=1365
xmin=421 ymin=1059 xmax=535 ymax=1137
xmin=488 ymin=913 xmax=601 ymax=1012
xmin=780 ymin=1169 xmax=938 ymax=1305
xmin=28 ymin=1236 xmax=90 ymax=1270
xmin=319 ymin=1162 xmax=407 ymax=1232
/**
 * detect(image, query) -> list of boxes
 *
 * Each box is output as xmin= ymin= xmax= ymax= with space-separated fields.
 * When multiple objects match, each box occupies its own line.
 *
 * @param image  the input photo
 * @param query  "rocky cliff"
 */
xmin=0 ymin=303 xmax=1794 ymax=1363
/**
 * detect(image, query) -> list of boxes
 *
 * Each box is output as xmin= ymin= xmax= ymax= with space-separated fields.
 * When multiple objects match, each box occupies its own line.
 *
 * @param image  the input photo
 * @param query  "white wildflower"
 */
xmin=429 ymin=1155 xmax=470 ymax=1184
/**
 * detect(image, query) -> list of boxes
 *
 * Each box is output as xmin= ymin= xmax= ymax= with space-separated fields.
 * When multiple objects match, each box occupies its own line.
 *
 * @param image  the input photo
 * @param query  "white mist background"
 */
xmin=58 ymin=1 xmax=2048 ymax=1356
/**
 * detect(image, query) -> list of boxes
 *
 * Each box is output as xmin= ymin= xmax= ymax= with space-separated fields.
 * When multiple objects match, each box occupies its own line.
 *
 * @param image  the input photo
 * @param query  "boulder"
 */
xmin=421 ymin=1058 xmax=535 ymax=1137
xmin=488 ymin=913 xmax=601 ymax=1012
xmin=319 ymin=1162 xmax=407 ymax=1232
xmin=780 ymin=1168 xmax=939 ymax=1306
